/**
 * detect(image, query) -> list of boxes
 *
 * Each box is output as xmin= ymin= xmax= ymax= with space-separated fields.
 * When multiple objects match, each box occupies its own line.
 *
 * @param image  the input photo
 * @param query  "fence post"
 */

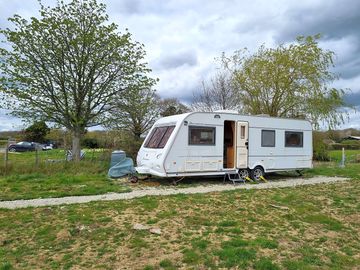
xmin=35 ymin=148 xmax=39 ymax=166
xmin=35 ymin=144 xmax=42 ymax=167
xmin=340 ymin=147 xmax=345 ymax=168
xmin=4 ymin=140 xmax=9 ymax=173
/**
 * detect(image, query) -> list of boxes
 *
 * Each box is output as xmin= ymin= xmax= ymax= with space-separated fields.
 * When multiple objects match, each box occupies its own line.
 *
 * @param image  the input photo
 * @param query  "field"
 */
xmin=0 ymin=149 xmax=359 ymax=269
xmin=1 ymin=149 xmax=360 ymax=201
xmin=0 ymin=179 xmax=359 ymax=269
xmin=0 ymin=149 xmax=130 ymax=201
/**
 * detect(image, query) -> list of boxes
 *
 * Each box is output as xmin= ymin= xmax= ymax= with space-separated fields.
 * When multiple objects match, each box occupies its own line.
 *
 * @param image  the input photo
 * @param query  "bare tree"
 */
xmin=191 ymin=71 xmax=242 ymax=112
xmin=159 ymin=98 xmax=189 ymax=117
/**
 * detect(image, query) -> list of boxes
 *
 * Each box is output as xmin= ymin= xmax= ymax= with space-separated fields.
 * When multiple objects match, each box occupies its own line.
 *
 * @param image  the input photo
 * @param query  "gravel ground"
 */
xmin=0 ymin=176 xmax=349 ymax=209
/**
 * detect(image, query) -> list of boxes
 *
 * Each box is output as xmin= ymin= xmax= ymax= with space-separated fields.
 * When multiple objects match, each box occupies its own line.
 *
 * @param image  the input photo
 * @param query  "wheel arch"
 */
xmin=248 ymin=162 xmax=266 ymax=172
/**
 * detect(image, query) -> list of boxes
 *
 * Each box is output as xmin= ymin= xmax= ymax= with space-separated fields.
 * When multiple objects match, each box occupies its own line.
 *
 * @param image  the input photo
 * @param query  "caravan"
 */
xmin=135 ymin=111 xmax=312 ymax=181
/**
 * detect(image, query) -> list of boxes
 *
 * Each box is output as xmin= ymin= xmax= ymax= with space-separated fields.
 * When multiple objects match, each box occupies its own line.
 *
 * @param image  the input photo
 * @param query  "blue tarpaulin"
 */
xmin=108 ymin=150 xmax=135 ymax=178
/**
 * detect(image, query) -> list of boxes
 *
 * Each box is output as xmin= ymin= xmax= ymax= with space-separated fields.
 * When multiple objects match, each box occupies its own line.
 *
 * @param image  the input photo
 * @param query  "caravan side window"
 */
xmin=189 ymin=126 xmax=216 ymax=145
xmin=285 ymin=131 xmax=303 ymax=147
xmin=144 ymin=126 xmax=175 ymax=148
xmin=261 ymin=130 xmax=275 ymax=147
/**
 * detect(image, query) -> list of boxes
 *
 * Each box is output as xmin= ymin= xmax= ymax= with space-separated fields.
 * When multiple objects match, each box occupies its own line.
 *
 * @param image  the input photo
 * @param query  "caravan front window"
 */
xmin=144 ymin=126 xmax=175 ymax=148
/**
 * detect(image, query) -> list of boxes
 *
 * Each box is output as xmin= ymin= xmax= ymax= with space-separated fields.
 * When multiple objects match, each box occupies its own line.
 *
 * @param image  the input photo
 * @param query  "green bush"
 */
xmin=82 ymin=137 xmax=99 ymax=149
xmin=313 ymin=133 xmax=330 ymax=161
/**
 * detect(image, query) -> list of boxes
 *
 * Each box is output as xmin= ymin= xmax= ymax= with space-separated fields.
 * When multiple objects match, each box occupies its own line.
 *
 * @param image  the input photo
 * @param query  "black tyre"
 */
xmin=238 ymin=169 xmax=250 ymax=180
xmin=129 ymin=175 xmax=139 ymax=183
xmin=251 ymin=166 xmax=264 ymax=181
xmin=8 ymin=147 xmax=16 ymax=153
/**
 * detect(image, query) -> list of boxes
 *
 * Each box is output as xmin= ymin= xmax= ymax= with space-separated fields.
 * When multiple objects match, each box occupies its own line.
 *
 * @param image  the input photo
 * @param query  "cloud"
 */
xmin=344 ymin=92 xmax=360 ymax=107
xmin=275 ymin=0 xmax=360 ymax=42
xmin=0 ymin=0 xmax=360 ymax=130
xmin=0 ymin=109 xmax=23 ymax=131
xmin=155 ymin=50 xmax=198 ymax=69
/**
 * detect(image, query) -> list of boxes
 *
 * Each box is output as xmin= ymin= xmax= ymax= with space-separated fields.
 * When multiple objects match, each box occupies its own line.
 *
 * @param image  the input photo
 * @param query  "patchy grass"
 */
xmin=0 ymin=179 xmax=359 ymax=269
xmin=0 ymin=149 xmax=131 ymax=200
xmin=329 ymin=149 xmax=360 ymax=162
xmin=304 ymin=162 xmax=360 ymax=179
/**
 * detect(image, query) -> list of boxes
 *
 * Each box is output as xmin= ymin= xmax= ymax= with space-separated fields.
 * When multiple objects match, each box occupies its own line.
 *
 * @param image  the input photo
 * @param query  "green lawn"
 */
xmin=0 ymin=149 xmax=130 ymax=201
xmin=1 ymin=149 xmax=360 ymax=201
xmin=0 ymin=149 xmax=359 ymax=269
xmin=328 ymin=149 xmax=360 ymax=163
xmin=0 ymin=179 xmax=359 ymax=269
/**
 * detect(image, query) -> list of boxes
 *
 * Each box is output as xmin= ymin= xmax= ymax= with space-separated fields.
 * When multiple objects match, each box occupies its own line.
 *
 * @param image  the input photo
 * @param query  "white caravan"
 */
xmin=135 ymin=111 xmax=312 ymax=181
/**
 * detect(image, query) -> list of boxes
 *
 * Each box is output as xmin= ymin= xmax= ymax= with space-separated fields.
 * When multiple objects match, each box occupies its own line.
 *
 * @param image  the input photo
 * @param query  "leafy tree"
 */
xmin=106 ymin=85 xmax=160 ymax=139
xmin=23 ymin=121 xmax=50 ymax=143
xmin=223 ymin=35 xmax=349 ymax=128
xmin=159 ymin=98 xmax=189 ymax=117
xmin=192 ymin=70 xmax=241 ymax=112
xmin=0 ymin=0 xmax=153 ymax=160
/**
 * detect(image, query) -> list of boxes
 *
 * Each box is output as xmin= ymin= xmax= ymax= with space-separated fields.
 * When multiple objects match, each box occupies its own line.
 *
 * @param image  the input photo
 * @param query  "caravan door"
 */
xmin=236 ymin=121 xmax=248 ymax=168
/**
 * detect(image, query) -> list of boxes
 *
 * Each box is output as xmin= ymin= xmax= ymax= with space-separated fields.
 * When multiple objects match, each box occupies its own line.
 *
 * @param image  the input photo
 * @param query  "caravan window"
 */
xmin=144 ymin=126 xmax=175 ymax=148
xmin=285 ymin=131 xmax=303 ymax=147
xmin=189 ymin=126 xmax=216 ymax=145
xmin=261 ymin=130 xmax=275 ymax=147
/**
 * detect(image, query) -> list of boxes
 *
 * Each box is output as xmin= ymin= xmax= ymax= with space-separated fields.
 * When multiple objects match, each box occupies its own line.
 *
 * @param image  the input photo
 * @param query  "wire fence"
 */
xmin=0 ymin=141 xmax=114 ymax=176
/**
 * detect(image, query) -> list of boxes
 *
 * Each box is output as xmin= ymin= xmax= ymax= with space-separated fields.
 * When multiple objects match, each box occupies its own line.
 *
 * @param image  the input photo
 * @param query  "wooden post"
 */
xmin=35 ymin=148 xmax=39 ymax=167
xmin=4 ymin=140 xmax=9 ymax=173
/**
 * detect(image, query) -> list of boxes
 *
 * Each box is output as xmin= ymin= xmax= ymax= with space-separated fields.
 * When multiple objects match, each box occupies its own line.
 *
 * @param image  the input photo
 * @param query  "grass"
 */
xmin=329 ymin=149 xmax=360 ymax=162
xmin=0 ymin=178 xmax=359 ymax=269
xmin=0 ymin=149 xmax=358 ymax=269
xmin=0 ymin=149 xmax=359 ymax=201
xmin=0 ymin=149 xmax=130 ymax=201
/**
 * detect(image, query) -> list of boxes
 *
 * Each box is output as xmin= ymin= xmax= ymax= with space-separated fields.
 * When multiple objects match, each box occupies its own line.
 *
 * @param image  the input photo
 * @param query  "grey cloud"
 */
xmin=344 ymin=92 xmax=360 ymax=107
xmin=336 ymin=58 xmax=360 ymax=79
xmin=156 ymin=50 xmax=198 ymax=70
xmin=275 ymin=1 xmax=360 ymax=42
xmin=1 ymin=0 xmax=360 ymax=130
xmin=165 ymin=88 xmax=195 ymax=105
xmin=108 ymin=0 xmax=174 ymax=15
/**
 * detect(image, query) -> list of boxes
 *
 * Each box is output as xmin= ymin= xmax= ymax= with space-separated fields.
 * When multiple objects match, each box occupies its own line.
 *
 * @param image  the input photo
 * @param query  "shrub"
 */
xmin=82 ymin=137 xmax=99 ymax=149
xmin=313 ymin=133 xmax=330 ymax=161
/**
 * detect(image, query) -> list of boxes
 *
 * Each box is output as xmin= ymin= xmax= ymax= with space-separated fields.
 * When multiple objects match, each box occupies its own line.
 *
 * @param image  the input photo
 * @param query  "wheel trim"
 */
xmin=239 ymin=169 xmax=249 ymax=179
xmin=253 ymin=169 xmax=263 ymax=180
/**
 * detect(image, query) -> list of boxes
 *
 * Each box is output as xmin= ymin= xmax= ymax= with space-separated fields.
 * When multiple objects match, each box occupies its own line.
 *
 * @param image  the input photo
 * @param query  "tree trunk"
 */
xmin=72 ymin=129 xmax=82 ymax=162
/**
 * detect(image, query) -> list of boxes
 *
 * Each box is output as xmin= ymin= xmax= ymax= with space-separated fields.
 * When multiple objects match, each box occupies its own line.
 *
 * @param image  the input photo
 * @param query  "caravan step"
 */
xmin=223 ymin=172 xmax=246 ymax=184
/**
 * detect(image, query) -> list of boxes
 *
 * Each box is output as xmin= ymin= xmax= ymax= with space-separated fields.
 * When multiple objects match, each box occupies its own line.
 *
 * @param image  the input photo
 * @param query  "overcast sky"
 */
xmin=0 ymin=0 xmax=360 ymax=131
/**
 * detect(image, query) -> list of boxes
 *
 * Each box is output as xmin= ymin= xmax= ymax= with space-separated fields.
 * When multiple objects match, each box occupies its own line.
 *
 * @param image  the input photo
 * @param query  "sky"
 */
xmin=0 ymin=0 xmax=360 ymax=131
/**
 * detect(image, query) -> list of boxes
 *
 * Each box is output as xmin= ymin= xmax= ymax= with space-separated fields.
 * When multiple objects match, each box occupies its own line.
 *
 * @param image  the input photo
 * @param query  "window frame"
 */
xmin=285 ymin=131 xmax=304 ymax=148
xmin=188 ymin=126 xmax=216 ymax=146
xmin=261 ymin=129 xmax=276 ymax=147
xmin=144 ymin=125 xmax=176 ymax=149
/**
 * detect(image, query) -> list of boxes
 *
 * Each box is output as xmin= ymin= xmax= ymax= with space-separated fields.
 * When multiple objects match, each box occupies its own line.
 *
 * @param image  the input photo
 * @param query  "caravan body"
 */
xmin=136 ymin=112 xmax=312 ymax=178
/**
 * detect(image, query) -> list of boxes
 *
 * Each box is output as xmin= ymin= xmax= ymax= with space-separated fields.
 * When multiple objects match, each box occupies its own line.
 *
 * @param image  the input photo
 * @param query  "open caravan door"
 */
xmin=236 ymin=121 xmax=249 ymax=169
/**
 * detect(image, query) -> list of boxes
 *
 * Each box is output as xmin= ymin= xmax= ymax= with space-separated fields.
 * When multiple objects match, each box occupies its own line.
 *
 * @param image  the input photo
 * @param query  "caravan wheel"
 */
xmin=129 ymin=175 xmax=139 ymax=183
xmin=238 ymin=169 xmax=249 ymax=180
xmin=251 ymin=166 xmax=264 ymax=181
